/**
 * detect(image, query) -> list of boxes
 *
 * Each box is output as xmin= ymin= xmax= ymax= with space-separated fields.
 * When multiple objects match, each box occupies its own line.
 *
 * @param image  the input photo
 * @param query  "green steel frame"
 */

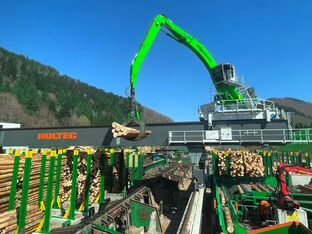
xmin=129 ymin=14 xmax=243 ymax=120
xmin=69 ymin=149 xmax=79 ymax=220
xmin=37 ymin=149 xmax=47 ymax=207
xmin=5 ymin=147 xmax=180 ymax=233
xmin=212 ymin=149 xmax=312 ymax=233
xmin=43 ymin=150 xmax=56 ymax=232
xmin=8 ymin=150 xmax=21 ymax=210
xmin=53 ymin=149 xmax=63 ymax=208
xmin=85 ymin=149 xmax=92 ymax=212
xmin=17 ymin=151 xmax=32 ymax=233
xmin=99 ymin=150 xmax=106 ymax=203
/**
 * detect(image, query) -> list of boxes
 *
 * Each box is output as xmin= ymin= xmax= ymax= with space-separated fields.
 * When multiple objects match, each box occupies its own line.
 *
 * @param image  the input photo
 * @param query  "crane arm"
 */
xmin=274 ymin=163 xmax=312 ymax=210
xmin=130 ymin=14 xmax=217 ymax=89
xmin=124 ymin=14 xmax=243 ymax=141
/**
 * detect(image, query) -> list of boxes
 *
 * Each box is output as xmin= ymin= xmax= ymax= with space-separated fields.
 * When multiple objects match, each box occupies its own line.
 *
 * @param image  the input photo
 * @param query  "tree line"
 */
xmin=0 ymin=47 xmax=133 ymax=126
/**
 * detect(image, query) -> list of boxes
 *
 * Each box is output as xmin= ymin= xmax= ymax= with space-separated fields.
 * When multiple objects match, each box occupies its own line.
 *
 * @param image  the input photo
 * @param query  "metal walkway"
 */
xmin=168 ymin=128 xmax=312 ymax=145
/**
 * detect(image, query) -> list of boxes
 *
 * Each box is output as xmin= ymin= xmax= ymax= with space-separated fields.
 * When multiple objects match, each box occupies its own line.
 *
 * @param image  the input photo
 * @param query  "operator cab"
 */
xmin=211 ymin=64 xmax=242 ymax=89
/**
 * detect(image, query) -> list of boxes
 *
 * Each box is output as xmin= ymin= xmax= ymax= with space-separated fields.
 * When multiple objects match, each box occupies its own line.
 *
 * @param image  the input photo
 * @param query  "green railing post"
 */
xmin=306 ymin=153 xmax=310 ymax=169
xmin=225 ymin=152 xmax=230 ymax=176
xmin=37 ymin=149 xmax=47 ymax=207
xmin=53 ymin=149 xmax=63 ymax=208
xmin=137 ymin=152 xmax=141 ymax=180
xmin=290 ymin=152 xmax=295 ymax=166
xmin=69 ymin=150 xmax=79 ymax=220
xmin=17 ymin=151 xmax=32 ymax=233
xmin=43 ymin=150 xmax=56 ymax=233
xmin=85 ymin=149 xmax=92 ymax=212
xmin=131 ymin=152 xmax=135 ymax=186
xmin=286 ymin=152 xmax=290 ymax=164
xmin=99 ymin=150 xmax=106 ymax=203
xmin=8 ymin=150 xmax=21 ymax=210
xmin=263 ymin=152 xmax=268 ymax=177
xmin=165 ymin=155 xmax=168 ymax=167
xmin=268 ymin=152 xmax=273 ymax=176
xmin=109 ymin=149 xmax=114 ymax=193
xmin=126 ymin=149 xmax=130 ymax=189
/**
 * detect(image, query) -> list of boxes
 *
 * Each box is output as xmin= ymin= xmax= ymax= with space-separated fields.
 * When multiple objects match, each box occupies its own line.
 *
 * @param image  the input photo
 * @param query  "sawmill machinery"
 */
xmin=0 ymin=15 xmax=301 ymax=151
xmin=124 ymin=14 xmax=289 ymax=141
xmin=273 ymin=164 xmax=312 ymax=211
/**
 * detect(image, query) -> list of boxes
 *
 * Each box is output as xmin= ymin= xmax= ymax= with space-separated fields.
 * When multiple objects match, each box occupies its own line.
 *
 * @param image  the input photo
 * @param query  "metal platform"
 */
xmin=169 ymin=128 xmax=312 ymax=145
xmin=0 ymin=122 xmax=310 ymax=148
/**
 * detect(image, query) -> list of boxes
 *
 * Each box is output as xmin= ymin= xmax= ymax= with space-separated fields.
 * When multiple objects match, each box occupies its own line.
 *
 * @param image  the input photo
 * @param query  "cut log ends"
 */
xmin=111 ymin=122 xmax=151 ymax=140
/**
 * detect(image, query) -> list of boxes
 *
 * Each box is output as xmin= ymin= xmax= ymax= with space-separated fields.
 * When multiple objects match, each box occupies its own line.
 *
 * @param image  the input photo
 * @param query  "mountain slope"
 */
xmin=0 ymin=47 xmax=173 ymax=127
xmin=269 ymin=97 xmax=312 ymax=128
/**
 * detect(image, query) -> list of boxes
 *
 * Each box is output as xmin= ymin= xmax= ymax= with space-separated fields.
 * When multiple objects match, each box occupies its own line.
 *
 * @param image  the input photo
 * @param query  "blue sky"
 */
xmin=1 ymin=0 xmax=311 ymax=121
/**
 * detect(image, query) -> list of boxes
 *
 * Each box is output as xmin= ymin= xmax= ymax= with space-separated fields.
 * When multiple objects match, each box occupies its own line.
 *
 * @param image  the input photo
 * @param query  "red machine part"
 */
xmin=275 ymin=163 xmax=312 ymax=210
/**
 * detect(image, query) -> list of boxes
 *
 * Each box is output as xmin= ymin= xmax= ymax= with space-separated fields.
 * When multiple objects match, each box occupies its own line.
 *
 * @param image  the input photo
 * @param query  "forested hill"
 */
xmin=0 ymin=47 xmax=173 ymax=127
xmin=269 ymin=97 xmax=312 ymax=128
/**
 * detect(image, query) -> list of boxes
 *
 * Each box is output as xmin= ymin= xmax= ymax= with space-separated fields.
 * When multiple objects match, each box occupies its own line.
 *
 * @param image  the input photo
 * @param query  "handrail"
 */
xmin=168 ymin=128 xmax=312 ymax=144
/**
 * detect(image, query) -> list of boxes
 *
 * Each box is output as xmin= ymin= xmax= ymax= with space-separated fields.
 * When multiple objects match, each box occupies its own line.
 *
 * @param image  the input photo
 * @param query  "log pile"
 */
xmin=0 ymin=152 xmax=66 ymax=213
xmin=223 ymin=206 xmax=234 ymax=233
xmin=15 ymin=153 xmax=65 ymax=207
xmin=61 ymin=149 xmax=127 ymax=205
xmin=217 ymin=150 xmax=265 ymax=177
xmin=137 ymin=146 xmax=155 ymax=154
xmin=0 ymin=154 xmax=23 ymax=212
xmin=112 ymin=122 xmax=151 ymax=139
xmin=1 ymin=148 xmax=129 ymax=218
xmin=0 ymin=205 xmax=43 ymax=234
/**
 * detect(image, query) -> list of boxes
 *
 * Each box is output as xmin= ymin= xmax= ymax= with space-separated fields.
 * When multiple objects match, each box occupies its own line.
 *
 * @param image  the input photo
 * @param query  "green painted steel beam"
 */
xmin=132 ymin=152 xmax=135 ymax=186
xmin=69 ymin=150 xmax=79 ymax=220
xmin=53 ymin=149 xmax=63 ymax=208
xmin=225 ymin=152 xmax=229 ymax=175
xmin=130 ymin=15 xmax=243 ymax=102
xmin=137 ymin=152 xmax=142 ymax=180
xmin=109 ymin=149 xmax=114 ymax=193
xmin=37 ymin=149 xmax=47 ymax=207
xmin=100 ymin=150 xmax=106 ymax=203
xmin=119 ymin=149 xmax=124 ymax=191
xmin=8 ymin=150 xmax=21 ymax=210
xmin=130 ymin=15 xmax=217 ymax=89
xmin=17 ymin=151 xmax=32 ymax=233
xmin=43 ymin=150 xmax=56 ymax=232
xmin=126 ymin=149 xmax=130 ymax=189
xmin=306 ymin=153 xmax=311 ymax=169
xmin=85 ymin=149 xmax=92 ymax=212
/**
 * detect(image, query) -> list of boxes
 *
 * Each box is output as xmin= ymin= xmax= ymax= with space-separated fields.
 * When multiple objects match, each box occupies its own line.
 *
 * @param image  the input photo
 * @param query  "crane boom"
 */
xmin=124 ymin=14 xmax=244 ymax=141
xmin=130 ymin=14 xmax=243 ymax=101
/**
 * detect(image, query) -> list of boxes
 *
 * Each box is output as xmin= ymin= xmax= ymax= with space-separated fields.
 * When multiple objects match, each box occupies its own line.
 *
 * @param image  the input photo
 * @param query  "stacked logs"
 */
xmin=217 ymin=150 xmax=265 ymax=177
xmin=137 ymin=146 xmax=154 ymax=154
xmin=15 ymin=153 xmax=65 ymax=207
xmin=0 ymin=205 xmax=43 ymax=234
xmin=61 ymin=149 xmax=126 ymax=206
xmin=244 ymin=152 xmax=265 ymax=177
xmin=112 ymin=122 xmax=152 ymax=139
xmin=0 ymin=154 xmax=23 ymax=212
xmin=224 ymin=207 xmax=234 ymax=233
